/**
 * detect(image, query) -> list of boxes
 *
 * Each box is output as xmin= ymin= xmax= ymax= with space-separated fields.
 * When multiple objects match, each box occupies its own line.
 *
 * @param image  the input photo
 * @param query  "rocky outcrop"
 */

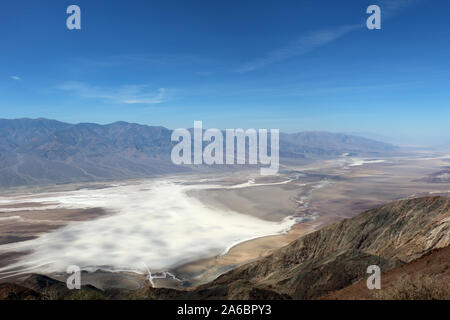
xmin=0 ymin=283 xmax=40 ymax=300
xmin=321 ymin=245 xmax=450 ymax=300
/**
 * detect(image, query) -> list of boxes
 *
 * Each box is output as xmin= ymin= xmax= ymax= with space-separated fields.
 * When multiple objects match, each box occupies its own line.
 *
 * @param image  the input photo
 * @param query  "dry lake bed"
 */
xmin=0 ymin=154 xmax=449 ymax=289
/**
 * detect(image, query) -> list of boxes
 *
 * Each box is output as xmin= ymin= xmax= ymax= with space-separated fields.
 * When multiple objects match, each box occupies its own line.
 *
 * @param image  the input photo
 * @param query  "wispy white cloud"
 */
xmin=238 ymin=24 xmax=360 ymax=73
xmin=10 ymin=76 xmax=21 ymax=80
xmin=57 ymin=82 xmax=167 ymax=104
xmin=238 ymin=0 xmax=422 ymax=73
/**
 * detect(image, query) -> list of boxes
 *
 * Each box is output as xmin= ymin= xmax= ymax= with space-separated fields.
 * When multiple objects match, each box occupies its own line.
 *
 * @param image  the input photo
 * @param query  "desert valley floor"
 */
xmin=0 ymin=153 xmax=449 ymax=290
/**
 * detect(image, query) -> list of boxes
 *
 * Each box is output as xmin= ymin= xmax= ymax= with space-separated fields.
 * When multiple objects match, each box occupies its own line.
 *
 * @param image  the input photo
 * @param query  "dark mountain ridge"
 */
xmin=0 ymin=118 xmax=398 ymax=187
xmin=180 ymin=196 xmax=449 ymax=299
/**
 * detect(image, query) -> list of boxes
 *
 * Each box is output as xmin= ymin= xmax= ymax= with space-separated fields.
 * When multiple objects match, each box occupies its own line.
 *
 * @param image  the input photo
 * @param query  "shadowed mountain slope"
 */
xmin=182 ymin=197 xmax=449 ymax=299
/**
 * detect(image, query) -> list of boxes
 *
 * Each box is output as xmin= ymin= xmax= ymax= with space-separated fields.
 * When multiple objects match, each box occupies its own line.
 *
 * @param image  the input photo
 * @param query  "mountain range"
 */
xmin=0 ymin=118 xmax=398 ymax=188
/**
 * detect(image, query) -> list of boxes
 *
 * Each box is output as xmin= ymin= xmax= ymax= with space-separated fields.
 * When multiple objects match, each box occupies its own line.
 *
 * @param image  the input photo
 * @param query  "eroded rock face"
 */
xmin=321 ymin=245 xmax=450 ymax=300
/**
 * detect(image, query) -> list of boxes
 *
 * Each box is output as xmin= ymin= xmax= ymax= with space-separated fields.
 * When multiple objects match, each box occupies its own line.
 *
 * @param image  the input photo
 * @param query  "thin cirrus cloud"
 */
xmin=237 ymin=0 xmax=421 ymax=73
xmin=238 ymin=24 xmax=360 ymax=73
xmin=10 ymin=76 xmax=21 ymax=80
xmin=57 ymin=81 xmax=167 ymax=104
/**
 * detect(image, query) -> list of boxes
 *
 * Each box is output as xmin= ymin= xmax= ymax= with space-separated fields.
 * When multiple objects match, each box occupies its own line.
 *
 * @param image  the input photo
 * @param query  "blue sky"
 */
xmin=1 ymin=0 xmax=449 ymax=145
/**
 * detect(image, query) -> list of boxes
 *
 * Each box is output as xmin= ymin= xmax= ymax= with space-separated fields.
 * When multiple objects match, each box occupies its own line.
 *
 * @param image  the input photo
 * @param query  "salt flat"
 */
xmin=0 ymin=154 xmax=449 ymax=288
xmin=0 ymin=177 xmax=297 ymax=277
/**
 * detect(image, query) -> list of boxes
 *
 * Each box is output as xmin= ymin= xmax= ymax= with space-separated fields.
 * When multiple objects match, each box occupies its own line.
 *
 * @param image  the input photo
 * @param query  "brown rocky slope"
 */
xmin=321 ymin=245 xmax=450 ymax=300
xmin=172 ymin=196 xmax=450 ymax=299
